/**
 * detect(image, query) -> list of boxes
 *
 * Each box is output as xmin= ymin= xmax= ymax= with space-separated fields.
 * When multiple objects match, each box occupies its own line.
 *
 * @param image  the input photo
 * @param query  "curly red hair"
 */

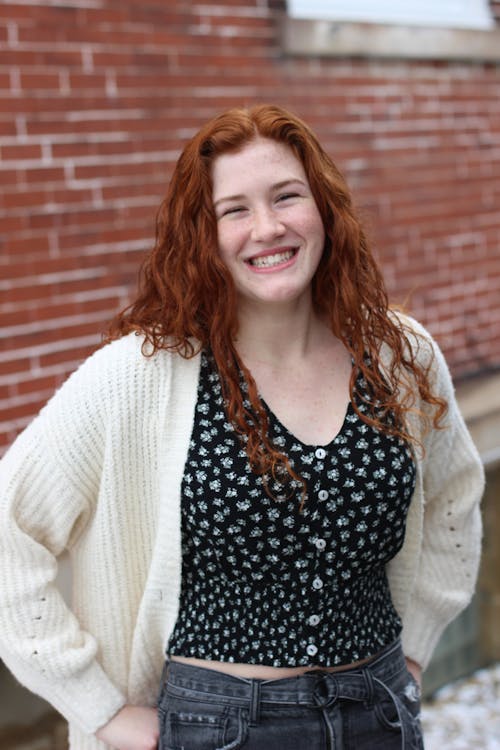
xmin=107 ymin=104 xmax=447 ymax=504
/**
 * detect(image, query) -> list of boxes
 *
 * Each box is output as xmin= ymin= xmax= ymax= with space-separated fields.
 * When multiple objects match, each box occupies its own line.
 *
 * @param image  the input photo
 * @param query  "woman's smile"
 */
xmin=246 ymin=246 xmax=299 ymax=270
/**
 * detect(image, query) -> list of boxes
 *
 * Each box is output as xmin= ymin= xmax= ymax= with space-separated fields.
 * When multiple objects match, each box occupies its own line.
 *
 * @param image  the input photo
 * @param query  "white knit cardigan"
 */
xmin=0 ymin=315 xmax=484 ymax=750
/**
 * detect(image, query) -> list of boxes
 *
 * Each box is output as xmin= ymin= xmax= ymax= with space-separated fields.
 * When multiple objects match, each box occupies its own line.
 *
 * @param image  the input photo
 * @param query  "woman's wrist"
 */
xmin=405 ymin=656 xmax=423 ymax=687
xmin=95 ymin=705 xmax=159 ymax=750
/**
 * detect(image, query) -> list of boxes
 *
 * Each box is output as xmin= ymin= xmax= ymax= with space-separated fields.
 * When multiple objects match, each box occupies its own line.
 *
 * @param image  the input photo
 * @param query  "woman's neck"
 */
xmin=231 ymin=297 xmax=352 ymax=447
xmin=234 ymin=297 xmax=331 ymax=367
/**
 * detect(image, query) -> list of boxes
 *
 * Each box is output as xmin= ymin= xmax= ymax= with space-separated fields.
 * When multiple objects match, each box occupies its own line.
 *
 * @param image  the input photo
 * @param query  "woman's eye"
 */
xmin=277 ymin=192 xmax=298 ymax=202
xmin=222 ymin=206 xmax=245 ymax=216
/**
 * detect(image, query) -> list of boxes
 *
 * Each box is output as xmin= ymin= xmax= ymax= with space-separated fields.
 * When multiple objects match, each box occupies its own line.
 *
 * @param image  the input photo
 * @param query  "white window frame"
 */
xmin=287 ymin=0 xmax=495 ymax=30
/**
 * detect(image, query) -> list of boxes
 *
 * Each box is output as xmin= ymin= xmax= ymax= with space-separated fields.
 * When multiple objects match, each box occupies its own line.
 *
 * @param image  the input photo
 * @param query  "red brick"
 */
xmin=16 ymin=374 xmax=58 ymax=397
xmin=0 ymin=169 xmax=23 ymax=188
xmin=0 ymin=121 xmax=17 ymax=136
xmin=0 ymin=321 xmax=106 ymax=355
xmin=39 ymin=342 xmax=100 ymax=369
xmin=79 ymin=7 xmax=129 ymax=25
xmin=73 ymin=160 xmax=172 ymax=181
xmin=0 ymin=398 xmax=53 ymax=424
xmin=0 ymin=276 xmax=111 ymax=305
xmin=22 ymin=166 xmax=66 ymax=185
xmin=3 ymin=256 xmax=80 ymax=280
xmin=0 ymin=4 xmax=38 ymax=20
xmin=66 ymin=71 xmax=106 ymax=88
xmin=0 ymin=356 xmax=32 ymax=378
xmin=4 ymin=49 xmax=84 ymax=68
xmin=56 ymin=225 xmax=148 ymax=251
xmin=19 ymin=72 xmax=61 ymax=91
xmin=51 ymin=140 xmax=129 ymax=160
xmin=101 ymin=180 xmax=166 ymax=202
xmin=1 ymin=143 xmax=42 ymax=161
xmin=0 ymin=214 xmax=25 ymax=232
xmin=1 ymin=188 xmax=49 ymax=210
xmin=2 ymin=234 xmax=51 ymax=257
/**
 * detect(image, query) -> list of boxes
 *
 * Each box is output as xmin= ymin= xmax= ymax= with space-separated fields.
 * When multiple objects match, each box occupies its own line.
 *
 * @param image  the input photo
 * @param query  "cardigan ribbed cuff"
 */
xmin=0 ymin=649 xmax=126 ymax=736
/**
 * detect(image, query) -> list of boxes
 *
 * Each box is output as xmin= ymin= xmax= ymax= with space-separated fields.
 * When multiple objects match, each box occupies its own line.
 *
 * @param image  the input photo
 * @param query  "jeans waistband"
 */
xmin=163 ymin=638 xmax=406 ymax=709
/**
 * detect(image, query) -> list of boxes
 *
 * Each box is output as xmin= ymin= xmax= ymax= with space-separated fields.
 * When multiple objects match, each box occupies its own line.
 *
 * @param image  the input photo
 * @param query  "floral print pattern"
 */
xmin=168 ymin=351 xmax=416 ymax=666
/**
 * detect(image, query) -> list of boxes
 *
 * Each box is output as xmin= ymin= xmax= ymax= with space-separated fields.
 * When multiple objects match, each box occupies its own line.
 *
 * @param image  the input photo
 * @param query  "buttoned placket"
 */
xmin=304 ymin=446 xmax=331 ymax=662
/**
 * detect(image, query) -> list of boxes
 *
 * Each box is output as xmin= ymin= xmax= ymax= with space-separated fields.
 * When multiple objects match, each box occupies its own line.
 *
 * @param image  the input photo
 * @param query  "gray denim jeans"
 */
xmin=157 ymin=639 xmax=424 ymax=750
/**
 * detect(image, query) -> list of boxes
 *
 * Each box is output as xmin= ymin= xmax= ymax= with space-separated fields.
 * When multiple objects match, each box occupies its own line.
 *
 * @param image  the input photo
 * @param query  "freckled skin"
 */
xmin=212 ymin=137 xmax=326 ymax=310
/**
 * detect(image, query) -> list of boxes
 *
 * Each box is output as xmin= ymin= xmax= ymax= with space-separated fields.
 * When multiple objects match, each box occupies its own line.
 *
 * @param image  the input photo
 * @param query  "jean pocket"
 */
xmin=377 ymin=669 xmax=422 ymax=724
xmin=374 ymin=672 xmax=423 ymax=749
xmin=159 ymin=695 xmax=247 ymax=750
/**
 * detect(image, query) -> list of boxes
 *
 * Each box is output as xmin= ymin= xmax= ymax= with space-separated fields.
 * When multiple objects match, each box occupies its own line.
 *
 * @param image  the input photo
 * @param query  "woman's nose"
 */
xmin=250 ymin=207 xmax=285 ymax=242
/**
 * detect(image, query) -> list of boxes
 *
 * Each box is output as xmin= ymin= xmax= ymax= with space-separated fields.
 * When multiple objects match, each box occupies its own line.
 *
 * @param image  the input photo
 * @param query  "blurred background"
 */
xmin=0 ymin=0 xmax=499 ymax=747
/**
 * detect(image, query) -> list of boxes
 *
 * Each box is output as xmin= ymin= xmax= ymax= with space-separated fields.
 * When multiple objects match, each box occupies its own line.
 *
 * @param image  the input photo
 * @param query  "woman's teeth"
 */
xmin=249 ymin=249 xmax=295 ymax=268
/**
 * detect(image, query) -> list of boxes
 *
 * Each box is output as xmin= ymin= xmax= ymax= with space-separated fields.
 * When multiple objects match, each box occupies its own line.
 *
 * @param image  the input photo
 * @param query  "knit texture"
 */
xmin=0 ymin=316 xmax=484 ymax=750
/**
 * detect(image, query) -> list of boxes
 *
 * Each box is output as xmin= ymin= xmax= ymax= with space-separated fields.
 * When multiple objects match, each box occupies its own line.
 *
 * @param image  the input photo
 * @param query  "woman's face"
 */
xmin=211 ymin=137 xmax=325 ymax=311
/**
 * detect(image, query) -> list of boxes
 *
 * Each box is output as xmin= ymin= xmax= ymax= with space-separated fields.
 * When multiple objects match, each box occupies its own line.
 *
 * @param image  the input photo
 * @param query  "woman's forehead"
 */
xmin=211 ymin=138 xmax=307 ymax=198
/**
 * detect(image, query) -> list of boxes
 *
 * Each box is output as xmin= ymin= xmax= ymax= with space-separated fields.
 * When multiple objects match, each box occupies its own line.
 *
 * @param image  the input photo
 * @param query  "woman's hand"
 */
xmin=95 ymin=705 xmax=159 ymax=750
xmin=405 ymin=656 xmax=422 ymax=688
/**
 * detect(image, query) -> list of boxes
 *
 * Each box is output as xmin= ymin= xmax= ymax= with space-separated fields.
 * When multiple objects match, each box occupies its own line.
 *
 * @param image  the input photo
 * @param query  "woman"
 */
xmin=0 ymin=105 xmax=483 ymax=750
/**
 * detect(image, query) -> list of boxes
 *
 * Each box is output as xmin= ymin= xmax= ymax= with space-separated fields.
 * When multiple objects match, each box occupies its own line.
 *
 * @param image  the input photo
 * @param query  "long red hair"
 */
xmin=107 ymin=104 xmax=447 ymax=502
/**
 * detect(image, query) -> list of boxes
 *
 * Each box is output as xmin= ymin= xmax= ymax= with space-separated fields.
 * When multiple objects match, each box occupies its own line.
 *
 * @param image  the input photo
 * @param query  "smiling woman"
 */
xmin=0 ymin=105 xmax=484 ymax=750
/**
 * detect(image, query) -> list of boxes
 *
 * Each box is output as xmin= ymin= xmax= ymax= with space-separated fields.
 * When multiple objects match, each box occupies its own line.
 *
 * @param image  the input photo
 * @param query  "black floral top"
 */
xmin=167 ymin=350 xmax=416 ymax=666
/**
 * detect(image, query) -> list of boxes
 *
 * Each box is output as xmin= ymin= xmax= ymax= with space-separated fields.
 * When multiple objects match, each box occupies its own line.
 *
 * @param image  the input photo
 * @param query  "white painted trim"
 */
xmin=287 ymin=0 xmax=495 ymax=30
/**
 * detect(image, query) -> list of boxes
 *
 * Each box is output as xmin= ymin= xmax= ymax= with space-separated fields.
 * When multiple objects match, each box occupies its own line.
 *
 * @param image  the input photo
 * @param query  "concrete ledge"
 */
xmin=280 ymin=17 xmax=500 ymax=62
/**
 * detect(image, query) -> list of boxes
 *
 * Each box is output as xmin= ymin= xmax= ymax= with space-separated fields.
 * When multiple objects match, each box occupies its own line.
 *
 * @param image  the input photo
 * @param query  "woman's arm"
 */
xmin=0 ymin=348 xmax=128 ymax=735
xmin=405 ymin=657 xmax=422 ymax=687
xmin=394 ymin=322 xmax=484 ymax=670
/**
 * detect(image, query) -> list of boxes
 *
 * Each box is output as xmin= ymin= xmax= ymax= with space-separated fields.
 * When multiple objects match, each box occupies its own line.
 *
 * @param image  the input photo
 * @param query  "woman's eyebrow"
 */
xmin=213 ymin=179 xmax=307 ymax=208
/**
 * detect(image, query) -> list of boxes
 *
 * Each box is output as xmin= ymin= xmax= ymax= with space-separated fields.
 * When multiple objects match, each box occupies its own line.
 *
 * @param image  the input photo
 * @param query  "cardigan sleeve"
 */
xmin=398 ymin=327 xmax=484 ymax=669
xmin=0 ymin=345 xmax=127 ymax=735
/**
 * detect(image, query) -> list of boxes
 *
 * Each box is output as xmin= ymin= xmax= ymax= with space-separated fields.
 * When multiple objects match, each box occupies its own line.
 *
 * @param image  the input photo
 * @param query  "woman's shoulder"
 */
xmin=388 ymin=308 xmax=434 ymax=344
xmin=35 ymin=333 xmax=199 ymax=426
xmin=386 ymin=308 xmax=456 ymax=402
xmin=388 ymin=309 xmax=445 ymax=365
xmin=62 ymin=332 xmax=195 ymax=384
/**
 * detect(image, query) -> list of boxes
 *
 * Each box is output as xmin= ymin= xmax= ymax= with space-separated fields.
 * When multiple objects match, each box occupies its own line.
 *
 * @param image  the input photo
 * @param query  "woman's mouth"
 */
xmin=247 ymin=248 xmax=298 ymax=268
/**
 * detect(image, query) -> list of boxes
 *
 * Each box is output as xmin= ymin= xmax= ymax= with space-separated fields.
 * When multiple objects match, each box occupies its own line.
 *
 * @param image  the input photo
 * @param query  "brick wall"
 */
xmin=1 ymin=0 xmax=500 ymax=452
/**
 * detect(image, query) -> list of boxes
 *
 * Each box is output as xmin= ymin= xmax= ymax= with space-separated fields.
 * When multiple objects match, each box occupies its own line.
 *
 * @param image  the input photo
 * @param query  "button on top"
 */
xmin=308 ymin=614 xmax=321 ymax=626
xmin=315 ymin=538 xmax=326 ymax=551
xmin=306 ymin=644 xmax=318 ymax=657
xmin=312 ymin=577 xmax=323 ymax=590
xmin=315 ymin=448 xmax=326 ymax=460
xmin=318 ymin=489 xmax=329 ymax=501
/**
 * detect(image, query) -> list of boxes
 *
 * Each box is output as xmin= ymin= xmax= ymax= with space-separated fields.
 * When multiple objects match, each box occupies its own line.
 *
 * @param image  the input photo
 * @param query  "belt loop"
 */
xmin=160 ymin=659 xmax=170 ymax=689
xmin=362 ymin=666 xmax=375 ymax=709
xmin=156 ymin=659 xmax=170 ymax=709
xmin=248 ymin=679 xmax=262 ymax=726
